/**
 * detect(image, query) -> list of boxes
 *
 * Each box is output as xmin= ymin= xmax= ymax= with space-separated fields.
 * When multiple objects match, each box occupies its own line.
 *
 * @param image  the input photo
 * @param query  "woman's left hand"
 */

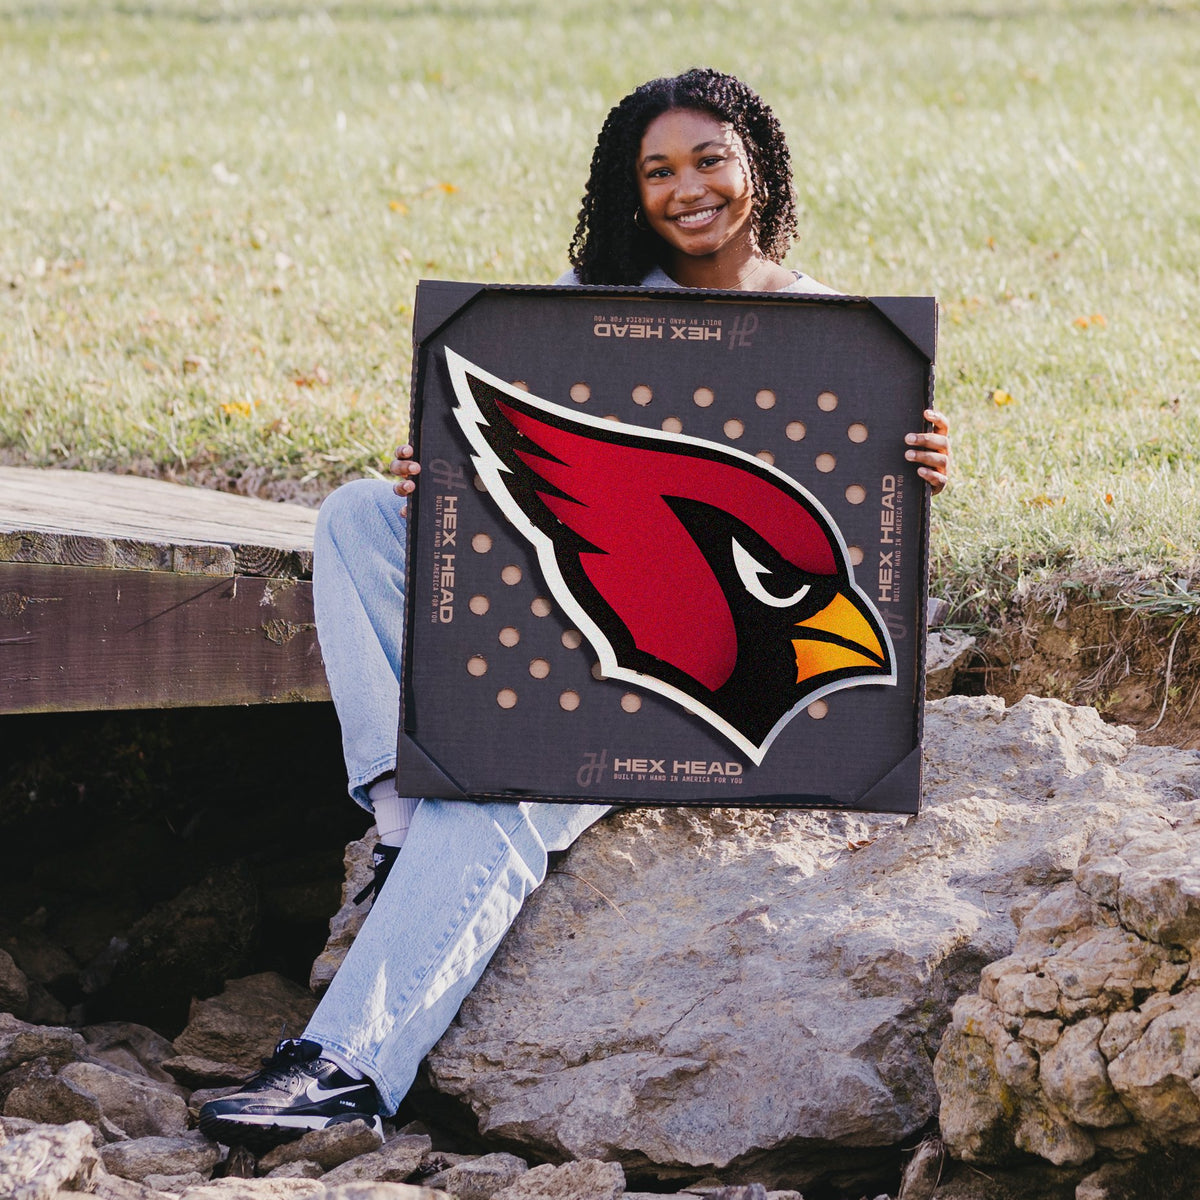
xmin=390 ymin=444 xmax=421 ymax=518
xmin=905 ymin=409 xmax=950 ymax=495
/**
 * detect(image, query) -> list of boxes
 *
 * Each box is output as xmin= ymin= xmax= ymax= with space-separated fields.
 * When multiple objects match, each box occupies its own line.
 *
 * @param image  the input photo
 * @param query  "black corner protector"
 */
xmin=869 ymin=297 xmax=938 ymax=362
xmin=857 ymin=745 xmax=924 ymax=814
xmin=413 ymin=280 xmax=489 ymax=345
xmin=395 ymin=732 xmax=470 ymax=800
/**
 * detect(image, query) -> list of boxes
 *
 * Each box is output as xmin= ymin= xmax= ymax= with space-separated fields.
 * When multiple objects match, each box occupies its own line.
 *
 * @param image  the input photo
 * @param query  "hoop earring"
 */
xmin=633 ymin=206 xmax=649 ymax=231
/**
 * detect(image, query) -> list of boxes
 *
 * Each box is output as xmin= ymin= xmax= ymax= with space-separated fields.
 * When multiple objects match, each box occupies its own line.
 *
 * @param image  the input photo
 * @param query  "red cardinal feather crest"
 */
xmin=445 ymin=348 xmax=895 ymax=763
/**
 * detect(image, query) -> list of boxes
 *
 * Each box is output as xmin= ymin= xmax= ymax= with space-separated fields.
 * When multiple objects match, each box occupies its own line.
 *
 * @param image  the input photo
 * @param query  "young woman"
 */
xmin=200 ymin=67 xmax=950 ymax=1149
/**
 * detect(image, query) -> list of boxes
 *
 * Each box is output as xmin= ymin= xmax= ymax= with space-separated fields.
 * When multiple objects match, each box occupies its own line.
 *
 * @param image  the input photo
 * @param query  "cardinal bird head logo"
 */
xmin=445 ymin=348 xmax=896 ymax=764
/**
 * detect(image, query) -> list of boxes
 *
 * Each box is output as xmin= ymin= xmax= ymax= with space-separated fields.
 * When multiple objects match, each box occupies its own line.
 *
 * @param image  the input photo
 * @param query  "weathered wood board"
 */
xmin=0 ymin=467 xmax=318 ymax=578
xmin=0 ymin=468 xmax=329 ymax=713
xmin=1 ymin=562 xmax=327 ymax=712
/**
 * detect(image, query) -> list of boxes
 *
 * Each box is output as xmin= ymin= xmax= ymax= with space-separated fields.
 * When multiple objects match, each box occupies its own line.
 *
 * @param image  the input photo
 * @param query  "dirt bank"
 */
xmin=941 ymin=578 xmax=1200 ymax=751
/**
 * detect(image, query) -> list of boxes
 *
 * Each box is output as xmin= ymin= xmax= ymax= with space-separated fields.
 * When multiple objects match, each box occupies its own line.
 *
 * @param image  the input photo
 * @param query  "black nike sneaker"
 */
xmin=198 ymin=1038 xmax=384 ymax=1151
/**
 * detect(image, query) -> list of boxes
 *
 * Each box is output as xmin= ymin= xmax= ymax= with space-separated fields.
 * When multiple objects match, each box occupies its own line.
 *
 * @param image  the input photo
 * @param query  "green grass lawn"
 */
xmin=1 ymin=0 xmax=1198 ymax=619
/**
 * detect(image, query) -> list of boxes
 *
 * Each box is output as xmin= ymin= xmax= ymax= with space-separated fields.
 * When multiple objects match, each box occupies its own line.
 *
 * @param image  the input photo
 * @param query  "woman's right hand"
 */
xmin=390 ymin=444 xmax=420 ymax=518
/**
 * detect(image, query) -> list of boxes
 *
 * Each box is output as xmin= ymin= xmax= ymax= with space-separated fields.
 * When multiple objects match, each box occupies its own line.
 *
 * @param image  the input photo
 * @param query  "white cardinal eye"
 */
xmin=732 ymin=539 xmax=811 ymax=608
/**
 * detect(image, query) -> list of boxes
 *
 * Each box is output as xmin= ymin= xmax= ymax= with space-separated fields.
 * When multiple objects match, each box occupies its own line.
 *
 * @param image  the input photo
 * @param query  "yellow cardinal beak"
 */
xmin=790 ymin=590 xmax=889 ymax=688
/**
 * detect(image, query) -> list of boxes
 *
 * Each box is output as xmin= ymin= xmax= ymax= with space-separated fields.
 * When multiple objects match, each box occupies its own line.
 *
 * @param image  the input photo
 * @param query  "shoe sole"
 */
xmin=198 ymin=1110 xmax=384 ymax=1152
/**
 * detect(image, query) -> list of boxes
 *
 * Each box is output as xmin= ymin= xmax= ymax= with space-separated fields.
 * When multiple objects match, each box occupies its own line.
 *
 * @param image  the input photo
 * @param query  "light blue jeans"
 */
xmin=304 ymin=479 xmax=609 ymax=1114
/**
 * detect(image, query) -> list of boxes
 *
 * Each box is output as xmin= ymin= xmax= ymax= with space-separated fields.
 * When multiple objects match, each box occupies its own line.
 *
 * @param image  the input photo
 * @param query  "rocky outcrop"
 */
xmin=5 ymin=1057 xmax=188 ymax=1139
xmin=309 ymin=835 xmax=375 ymax=995
xmin=316 ymin=1132 xmax=433 ymax=1185
xmin=935 ymin=803 xmax=1200 ymax=1169
xmin=0 ymin=1119 xmax=101 ymax=1199
xmin=0 ymin=1010 xmax=87 ymax=1073
xmin=490 ymin=1159 xmax=624 ymax=1199
xmin=0 ymin=949 xmax=30 ymax=1019
xmin=169 ymin=972 xmax=319 ymax=1077
xmin=2 ymin=694 xmax=1199 ymax=1199
xmin=420 ymin=1151 xmax=528 ymax=1198
xmin=424 ymin=696 xmax=1200 ymax=1189
xmin=99 ymin=1131 xmax=222 ymax=1182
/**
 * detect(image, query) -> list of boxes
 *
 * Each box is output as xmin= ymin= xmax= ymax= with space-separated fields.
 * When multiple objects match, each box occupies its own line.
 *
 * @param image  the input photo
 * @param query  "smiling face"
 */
xmin=636 ymin=107 xmax=759 ymax=284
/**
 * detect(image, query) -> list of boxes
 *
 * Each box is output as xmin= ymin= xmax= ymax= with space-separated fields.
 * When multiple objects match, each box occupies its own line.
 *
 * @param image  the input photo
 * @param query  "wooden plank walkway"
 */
xmin=0 ymin=468 xmax=331 ymax=714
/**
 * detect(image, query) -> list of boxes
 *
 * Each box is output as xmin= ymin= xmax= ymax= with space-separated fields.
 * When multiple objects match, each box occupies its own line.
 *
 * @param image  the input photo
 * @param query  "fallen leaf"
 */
xmin=292 ymin=366 xmax=329 ymax=388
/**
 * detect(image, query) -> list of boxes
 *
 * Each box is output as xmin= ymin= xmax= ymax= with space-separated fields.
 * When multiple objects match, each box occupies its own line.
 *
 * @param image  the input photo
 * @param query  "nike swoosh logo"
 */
xmin=304 ymin=1080 xmax=365 ymax=1103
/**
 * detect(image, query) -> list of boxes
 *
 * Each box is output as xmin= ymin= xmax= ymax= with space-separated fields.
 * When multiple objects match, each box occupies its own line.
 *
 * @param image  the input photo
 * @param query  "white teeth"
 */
xmin=675 ymin=207 xmax=718 ymax=225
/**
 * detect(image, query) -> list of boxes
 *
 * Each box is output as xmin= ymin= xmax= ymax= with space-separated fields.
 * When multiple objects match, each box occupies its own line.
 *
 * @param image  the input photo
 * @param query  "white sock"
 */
xmin=316 ymin=1045 xmax=364 ymax=1080
xmin=367 ymin=778 xmax=420 ymax=849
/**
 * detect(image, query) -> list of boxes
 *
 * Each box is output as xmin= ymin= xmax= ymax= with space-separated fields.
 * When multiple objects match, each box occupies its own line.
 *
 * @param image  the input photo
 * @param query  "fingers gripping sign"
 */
xmin=904 ymin=409 xmax=950 ymax=494
xmin=390 ymin=444 xmax=421 ymax=517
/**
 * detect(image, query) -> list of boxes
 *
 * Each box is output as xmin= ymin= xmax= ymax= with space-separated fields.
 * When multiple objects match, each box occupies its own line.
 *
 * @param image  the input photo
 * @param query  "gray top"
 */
xmin=553 ymin=264 xmax=840 ymax=294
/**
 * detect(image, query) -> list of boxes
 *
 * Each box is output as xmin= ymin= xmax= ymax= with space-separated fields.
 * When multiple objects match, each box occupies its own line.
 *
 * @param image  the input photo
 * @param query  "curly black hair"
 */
xmin=568 ymin=68 xmax=798 ymax=286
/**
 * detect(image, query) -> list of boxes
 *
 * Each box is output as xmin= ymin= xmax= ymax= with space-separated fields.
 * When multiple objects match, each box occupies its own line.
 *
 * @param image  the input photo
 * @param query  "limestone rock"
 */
xmin=0 ymin=1119 xmax=100 ymax=1199
xmin=0 ymin=1114 xmax=39 ymax=1138
xmin=423 ymin=697 xmax=1200 ymax=1186
xmin=146 ymin=1173 xmax=208 ymax=1190
xmin=924 ymin=629 xmax=975 ymax=700
xmin=91 ymin=1171 xmax=174 ymax=1199
xmin=176 ymin=1179 xmax=326 ymax=1198
xmin=20 ymin=981 xmax=70 ymax=1027
xmin=420 ymin=1150 xmax=528 ymax=1199
xmin=896 ymin=1135 xmax=943 ymax=1200
xmin=935 ymin=802 xmax=1200 ymax=1169
xmin=310 ymin=832 xmax=376 ymax=994
xmin=0 ymin=948 xmax=30 ymax=1018
xmin=321 ymin=1185 xmax=453 ymax=1200
xmin=3 ymin=1063 xmax=104 ymax=1130
xmin=99 ymin=1132 xmax=222 ymax=1183
xmin=173 ymin=973 xmax=317 ymax=1074
xmin=255 ymin=1119 xmax=384 ymax=1172
xmin=687 ymin=1189 xmax=803 ymax=1200
xmin=160 ymin=1053 xmax=247 ymax=1089
xmin=490 ymin=1159 xmax=624 ymax=1200
xmin=79 ymin=1021 xmax=185 ymax=1088
xmin=59 ymin=1061 xmax=190 ymax=1139
xmin=0 ymin=1013 xmax=87 ymax=1073
xmin=5 ymin=923 xmax=78 ymax=992
xmin=267 ymin=1160 xmax=326 ymax=1178
xmin=3 ymin=1055 xmax=188 ymax=1145
xmin=319 ymin=1185 xmax=453 ymax=1195
xmin=319 ymin=1132 xmax=434 ymax=1185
